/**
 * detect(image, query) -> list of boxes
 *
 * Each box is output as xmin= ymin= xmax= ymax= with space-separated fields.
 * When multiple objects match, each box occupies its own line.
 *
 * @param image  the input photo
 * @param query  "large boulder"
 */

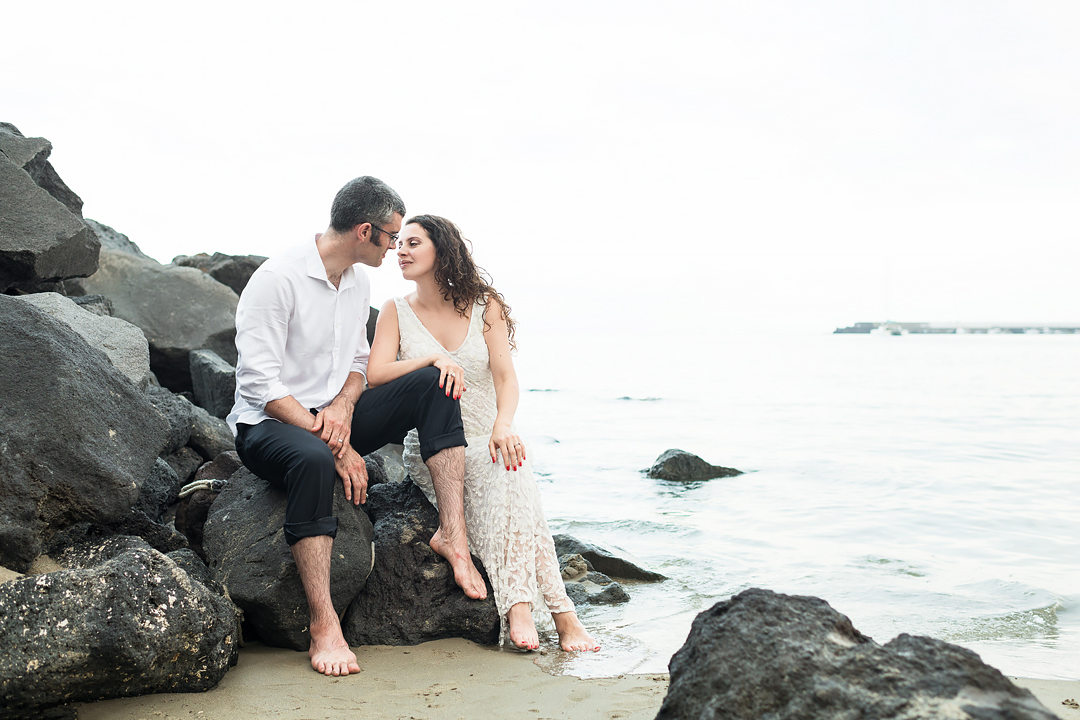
xmin=342 ymin=478 xmax=499 ymax=646
xmin=69 ymin=220 xmax=238 ymax=392
xmin=0 ymin=537 xmax=240 ymax=719
xmin=0 ymin=123 xmax=83 ymax=217
xmin=173 ymin=251 xmax=267 ymax=295
xmin=189 ymin=348 xmax=236 ymax=418
xmin=645 ymin=448 xmax=742 ymax=481
xmin=553 ymin=533 xmax=666 ymax=581
xmin=656 ymin=588 xmax=1057 ymax=720
xmin=0 ymin=137 xmax=98 ymax=293
xmin=16 ymin=292 xmax=151 ymax=389
xmin=0 ymin=296 xmax=168 ymax=572
xmin=202 ymin=466 xmax=376 ymax=651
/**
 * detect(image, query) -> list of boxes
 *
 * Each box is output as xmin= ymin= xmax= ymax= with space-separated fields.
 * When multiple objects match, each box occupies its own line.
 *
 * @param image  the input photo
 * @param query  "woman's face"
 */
xmin=396 ymin=223 xmax=437 ymax=281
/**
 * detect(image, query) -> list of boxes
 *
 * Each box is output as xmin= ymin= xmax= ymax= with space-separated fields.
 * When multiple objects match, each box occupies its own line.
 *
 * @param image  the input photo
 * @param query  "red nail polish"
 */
xmin=506 ymin=466 xmax=510 ymax=470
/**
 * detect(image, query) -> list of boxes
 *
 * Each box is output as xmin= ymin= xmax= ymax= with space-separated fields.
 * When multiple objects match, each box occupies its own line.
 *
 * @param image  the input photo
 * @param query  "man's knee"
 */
xmin=404 ymin=365 xmax=441 ymax=390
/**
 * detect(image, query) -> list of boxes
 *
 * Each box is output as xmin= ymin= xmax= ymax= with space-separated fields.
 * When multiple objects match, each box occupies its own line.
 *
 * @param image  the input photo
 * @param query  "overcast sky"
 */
xmin=5 ymin=1 xmax=1079 ymax=337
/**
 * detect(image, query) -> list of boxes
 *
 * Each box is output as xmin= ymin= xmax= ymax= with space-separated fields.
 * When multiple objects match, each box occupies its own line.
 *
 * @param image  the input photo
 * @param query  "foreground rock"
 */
xmin=173 ymin=251 xmax=267 ymax=295
xmin=554 ymin=534 xmax=666 ymax=581
xmin=343 ymin=478 xmax=499 ymax=646
xmin=656 ymin=588 xmax=1057 ymax=720
xmin=16 ymin=292 xmax=151 ymax=389
xmin=0 ymin=126 xmax=98 ymax=292
xmin=0 ymin=538 xmax=240 ymax=719
xmin=203 ymin=467 xmax=376 ymax=651
xmin=0 ymin=296 xmax=167 ymax=572
xmin=69 ymin=221 xmax=238 ymax=392
xmin=645 ymin=448 xmax=742 ymax=481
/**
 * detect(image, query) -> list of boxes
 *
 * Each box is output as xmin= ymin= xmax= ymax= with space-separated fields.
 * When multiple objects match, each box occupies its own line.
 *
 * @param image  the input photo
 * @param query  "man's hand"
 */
xmin=312 ymin=395 xmax=355 ymax=458
xmin=335 ymin=446 xmax=368 ymax=505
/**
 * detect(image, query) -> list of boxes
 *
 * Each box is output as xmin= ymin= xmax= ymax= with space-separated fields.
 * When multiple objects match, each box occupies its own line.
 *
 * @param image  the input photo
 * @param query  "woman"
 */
xmin=366 ymin=214 xmax=598 ymax=652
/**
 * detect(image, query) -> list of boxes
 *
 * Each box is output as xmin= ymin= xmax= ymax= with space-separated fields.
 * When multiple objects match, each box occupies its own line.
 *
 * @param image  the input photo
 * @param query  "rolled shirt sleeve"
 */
xmin=350 ymin=305 xmax=371 ymax=377
xmin=233 ymin=269 xmax=293 ymax=410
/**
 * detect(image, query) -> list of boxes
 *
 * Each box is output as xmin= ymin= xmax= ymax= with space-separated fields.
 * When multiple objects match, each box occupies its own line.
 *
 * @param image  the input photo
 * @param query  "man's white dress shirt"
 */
xmin=226 ymin=238 xmax=370 ymax=435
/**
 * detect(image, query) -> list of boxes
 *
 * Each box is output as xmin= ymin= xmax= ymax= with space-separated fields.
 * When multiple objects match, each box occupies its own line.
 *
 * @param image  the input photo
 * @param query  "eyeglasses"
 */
xmin=370 ymin=225 xmax=399 ymax=243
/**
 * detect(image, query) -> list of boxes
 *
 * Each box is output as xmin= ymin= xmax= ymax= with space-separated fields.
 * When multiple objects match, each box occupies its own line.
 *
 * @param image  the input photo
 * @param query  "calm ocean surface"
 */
xmin=511 ymin=332 xmax=1080 ymax=680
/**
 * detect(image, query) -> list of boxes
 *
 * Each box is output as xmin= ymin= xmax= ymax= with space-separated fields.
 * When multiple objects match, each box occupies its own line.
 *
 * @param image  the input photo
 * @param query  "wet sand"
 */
xmin=75 ymin=640 xmax=1080 ymax=720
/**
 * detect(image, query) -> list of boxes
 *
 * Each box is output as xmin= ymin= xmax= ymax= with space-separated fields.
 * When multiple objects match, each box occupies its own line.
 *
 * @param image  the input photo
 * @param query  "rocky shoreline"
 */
xmin=1 ymin=124 xmax=1063 ymax=720
xmin=0 ymin=124 xmax=661 ymax=719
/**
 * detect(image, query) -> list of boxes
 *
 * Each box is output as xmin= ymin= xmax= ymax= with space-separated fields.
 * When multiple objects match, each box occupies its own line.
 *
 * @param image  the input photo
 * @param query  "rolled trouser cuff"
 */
xmin=284 ymin=516 xmax=338 ymax=546
xmin=419 ymin=429 xmax=467 ymax=462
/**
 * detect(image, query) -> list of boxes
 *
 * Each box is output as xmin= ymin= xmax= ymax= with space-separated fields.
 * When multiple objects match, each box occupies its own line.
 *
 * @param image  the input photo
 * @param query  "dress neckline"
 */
xmin=399 ymin=297 xmax=476 ymax=354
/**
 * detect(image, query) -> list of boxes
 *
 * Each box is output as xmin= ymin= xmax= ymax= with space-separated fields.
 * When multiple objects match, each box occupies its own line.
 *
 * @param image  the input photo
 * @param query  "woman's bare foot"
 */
xmin=309 ymin=619 xmax=361 ymax=676
xmin=508 ymin=602 xmax=539 ymax=650
xmin=430 ymin=527 xmax=487 ymax=600
xmin=553 ymin=611 xmax=600 ymax=652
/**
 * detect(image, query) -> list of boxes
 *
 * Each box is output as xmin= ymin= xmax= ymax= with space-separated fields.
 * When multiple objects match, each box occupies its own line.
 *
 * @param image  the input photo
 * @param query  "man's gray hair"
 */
xmin=330 ymin=176 xmax=406 ymax=232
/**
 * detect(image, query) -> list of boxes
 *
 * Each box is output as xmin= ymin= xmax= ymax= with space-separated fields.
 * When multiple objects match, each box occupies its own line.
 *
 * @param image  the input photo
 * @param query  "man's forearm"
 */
xmin=264 ymin=396 xmax=318 ymax=430
xmin=331 ymin=372 xmax=366 ymax=408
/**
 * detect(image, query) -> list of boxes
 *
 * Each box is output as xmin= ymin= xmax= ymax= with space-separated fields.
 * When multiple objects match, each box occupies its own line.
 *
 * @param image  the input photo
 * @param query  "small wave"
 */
xmin=942 ymin=601 xmax=1063 ymax=643
xmin=617 ymin=396 xmax=664 ymax=402
xmin=527 ymin=388 xmax=559 ymax=393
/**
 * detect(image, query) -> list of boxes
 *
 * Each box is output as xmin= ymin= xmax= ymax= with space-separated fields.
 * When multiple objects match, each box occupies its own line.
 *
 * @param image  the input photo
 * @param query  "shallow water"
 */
xmin=514 ymin=333 xmax=1080 ymax=679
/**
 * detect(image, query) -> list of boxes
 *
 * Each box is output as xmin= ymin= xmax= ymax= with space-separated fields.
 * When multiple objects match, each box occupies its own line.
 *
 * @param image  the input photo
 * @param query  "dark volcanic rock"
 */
xmin=553 ymin=534 xmax=666 ymax=581
xmin=645 ymin=448 xmax=742 ymax=481
xmin=136 ymin=457 xmax=181 ymax=521
xmin=189 ymin=348 xmax=236 ymax=418
xmin=0 ymin=123 xmax=83 ymax=216
xmin=188 ymin=401 xmax=235 ymax=459
xmin=203 ymin=467 xmax=376 ymax=651
xmin=165 ymin=446 xmax=204 ymax=486
xmin=194 ymin=450 xmax=243 ymax=482
xmin=173 ymin=251 xmax=267 ymax=295
xmin=16 ymin=292 xmax=151 ymax=389
xmin=0 ymin=540 xmax=240 ymax=718
xmin=0 ymin=144 xmax=98 ymax=293
xmin=655 ymin=588 xmax=1057 ymax=720
xmin=69 ymin=221 xmax=238 ymax=392
xmin=0 ymin=296 xmax=167 ymax=572
xmin=342 ymin=478 xmax=499 ymax=646
xmin=146 ymin=384 xmax=195 ymax=455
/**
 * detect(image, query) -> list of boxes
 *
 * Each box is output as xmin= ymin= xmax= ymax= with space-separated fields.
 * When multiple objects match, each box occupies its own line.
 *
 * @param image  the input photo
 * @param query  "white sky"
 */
xmin=5 ymin=1 xmax=1079 ymax=337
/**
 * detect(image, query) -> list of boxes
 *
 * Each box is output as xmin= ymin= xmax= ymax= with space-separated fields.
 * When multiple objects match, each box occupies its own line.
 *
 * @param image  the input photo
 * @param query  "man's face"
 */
xmin=357 ymin=213 xmax=403 ymax=267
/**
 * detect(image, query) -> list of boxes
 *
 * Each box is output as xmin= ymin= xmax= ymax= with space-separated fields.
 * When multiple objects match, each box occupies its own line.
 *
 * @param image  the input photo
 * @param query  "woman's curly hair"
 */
xmin=406 ymin=214 xmax=517 ymax=349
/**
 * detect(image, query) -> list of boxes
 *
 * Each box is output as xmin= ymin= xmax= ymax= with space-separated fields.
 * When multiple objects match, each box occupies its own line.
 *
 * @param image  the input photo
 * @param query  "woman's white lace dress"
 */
xmin=395 ymin=297 xmax=574 ymax=639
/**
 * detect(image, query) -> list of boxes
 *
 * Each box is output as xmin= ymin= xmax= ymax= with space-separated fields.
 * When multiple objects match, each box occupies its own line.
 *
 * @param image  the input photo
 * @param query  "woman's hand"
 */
xmin=489 ymin=422 xmax=525 ymax=471
xmin=432 ymin=354 xmax=466 ymax=400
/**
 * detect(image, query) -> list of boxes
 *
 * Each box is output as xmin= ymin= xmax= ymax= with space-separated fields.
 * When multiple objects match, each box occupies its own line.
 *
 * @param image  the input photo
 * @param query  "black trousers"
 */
xmin=235 ymin=366 xmax=464 ymax=545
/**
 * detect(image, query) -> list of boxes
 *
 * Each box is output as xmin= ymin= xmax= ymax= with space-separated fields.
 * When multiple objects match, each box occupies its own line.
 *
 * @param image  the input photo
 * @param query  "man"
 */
xmin=226 ymin=176 xmax=486 ymax=677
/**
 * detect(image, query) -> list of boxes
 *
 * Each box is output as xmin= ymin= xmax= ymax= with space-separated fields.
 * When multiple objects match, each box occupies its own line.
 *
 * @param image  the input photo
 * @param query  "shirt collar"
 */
xmin=305 ymin=236 xmax=356 ymax=290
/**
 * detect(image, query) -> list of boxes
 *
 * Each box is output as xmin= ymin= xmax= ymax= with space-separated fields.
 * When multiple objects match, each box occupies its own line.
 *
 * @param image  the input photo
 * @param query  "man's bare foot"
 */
xmin=309 ymin=619 xmax=361 ymax=676
xmin=507 ymin=602 xmax=539 ymax=650
xmin=430 ymin=527 xmax=487 ymax=600
xmin=553 ymin=611 xmax=600 ymax=652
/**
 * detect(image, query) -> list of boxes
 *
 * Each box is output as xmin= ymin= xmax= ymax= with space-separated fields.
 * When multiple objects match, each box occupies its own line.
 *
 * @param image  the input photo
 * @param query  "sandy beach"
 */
xmin=76 ymin=640 xmax=669 ymax=720
xmin=74 ymin=640 xmax=1079 ymax=720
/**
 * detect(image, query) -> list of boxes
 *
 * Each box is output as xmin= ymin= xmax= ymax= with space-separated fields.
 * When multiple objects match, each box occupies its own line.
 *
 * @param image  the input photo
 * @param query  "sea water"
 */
xmin=512 ymin=332 xmax=1080 ymax=680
